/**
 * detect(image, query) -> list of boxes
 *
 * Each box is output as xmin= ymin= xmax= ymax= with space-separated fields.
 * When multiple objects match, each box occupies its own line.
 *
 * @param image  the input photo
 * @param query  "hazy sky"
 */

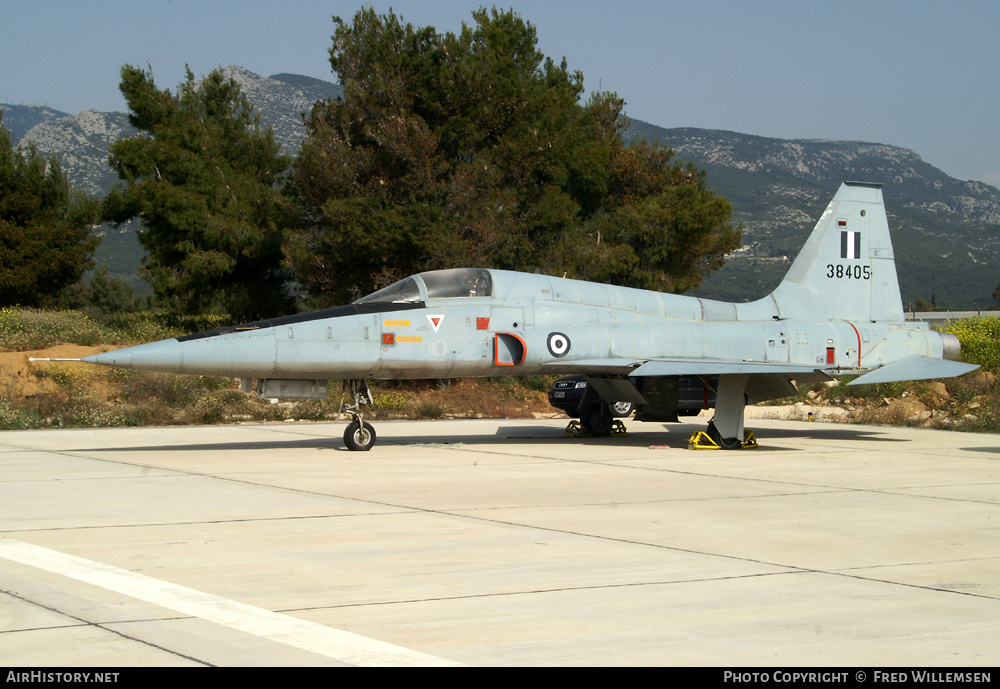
xmin=4 ymin=0 xmax=998 ymax=185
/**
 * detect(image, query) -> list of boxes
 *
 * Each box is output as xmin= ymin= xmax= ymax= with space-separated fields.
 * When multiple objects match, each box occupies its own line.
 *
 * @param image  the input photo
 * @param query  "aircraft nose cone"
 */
xmin=82 ymin=339 xmax=183 ymax=373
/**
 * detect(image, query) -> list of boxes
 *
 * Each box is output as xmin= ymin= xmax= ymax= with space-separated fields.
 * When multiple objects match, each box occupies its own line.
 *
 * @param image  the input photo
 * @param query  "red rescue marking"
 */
xmin=382 ymin=333 xmax=395 ymax=346
xmin=847 ymin=321 xmax=862 ymax=367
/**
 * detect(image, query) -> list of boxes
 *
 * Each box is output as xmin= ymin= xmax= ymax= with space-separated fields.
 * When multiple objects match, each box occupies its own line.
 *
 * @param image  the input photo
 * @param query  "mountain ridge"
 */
xmin=625 ymin=123 xmax=1000 ymax=307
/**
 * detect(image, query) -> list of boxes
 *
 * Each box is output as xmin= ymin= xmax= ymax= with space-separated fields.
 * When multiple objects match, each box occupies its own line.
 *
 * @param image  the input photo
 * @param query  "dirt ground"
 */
xmin=0 ymin=345 xmax=106 ymax=402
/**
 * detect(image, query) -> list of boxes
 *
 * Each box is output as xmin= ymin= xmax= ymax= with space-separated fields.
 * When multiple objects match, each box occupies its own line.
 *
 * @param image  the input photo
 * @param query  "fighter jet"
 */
xmin=81 ymin=182 xmax=977 ymax=450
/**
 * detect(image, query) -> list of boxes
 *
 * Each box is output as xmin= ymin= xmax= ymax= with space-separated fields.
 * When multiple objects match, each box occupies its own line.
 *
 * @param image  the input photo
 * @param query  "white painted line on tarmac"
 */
xmin=0 ymin=539 xmax=463 ymax=667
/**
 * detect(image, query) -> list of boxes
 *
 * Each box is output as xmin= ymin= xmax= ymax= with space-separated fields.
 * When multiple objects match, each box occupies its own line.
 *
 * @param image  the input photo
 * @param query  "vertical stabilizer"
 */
xmin=769 ymin=182 xmax=903 ymax=322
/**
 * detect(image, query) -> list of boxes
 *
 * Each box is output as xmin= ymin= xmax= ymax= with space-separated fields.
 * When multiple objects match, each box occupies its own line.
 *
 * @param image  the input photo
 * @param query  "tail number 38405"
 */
xmin=826 ymin=264 xmax=871 ymax=280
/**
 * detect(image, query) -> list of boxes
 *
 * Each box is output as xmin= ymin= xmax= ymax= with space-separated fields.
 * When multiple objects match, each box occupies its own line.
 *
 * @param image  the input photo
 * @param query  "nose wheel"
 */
xmin=344 ymin=418 xmax=376 ymax=451
xmin=342 ymin=380 xmax=377 ymax=451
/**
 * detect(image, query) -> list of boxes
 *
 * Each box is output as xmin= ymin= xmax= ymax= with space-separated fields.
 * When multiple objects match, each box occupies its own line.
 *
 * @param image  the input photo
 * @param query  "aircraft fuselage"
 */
xmin=87 ymin=270 xmax=955 ymax=382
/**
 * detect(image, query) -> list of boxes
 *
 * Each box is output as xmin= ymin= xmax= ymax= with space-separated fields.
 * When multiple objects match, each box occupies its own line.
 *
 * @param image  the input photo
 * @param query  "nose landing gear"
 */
xmin=342 ymin=380 xmax=376 ymax=451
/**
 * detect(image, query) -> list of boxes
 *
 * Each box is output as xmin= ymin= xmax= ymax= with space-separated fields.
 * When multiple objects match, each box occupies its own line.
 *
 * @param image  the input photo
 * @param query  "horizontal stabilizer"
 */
xmin=847 ymin=356 xmax=979 ymax=386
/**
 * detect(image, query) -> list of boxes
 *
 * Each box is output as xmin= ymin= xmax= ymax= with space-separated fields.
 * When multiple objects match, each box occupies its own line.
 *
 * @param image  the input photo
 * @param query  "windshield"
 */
xmin=354 ymin=277 xmax=422 ymax=304
xmin=421 ymin=269 xmax=493 ymax=299
xmin=354 ymin=269 xmax=493 ymax=304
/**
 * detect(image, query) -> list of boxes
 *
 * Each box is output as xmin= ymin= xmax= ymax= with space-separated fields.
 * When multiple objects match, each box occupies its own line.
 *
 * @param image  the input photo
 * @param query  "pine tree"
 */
xmin=105 ymin=66 xmax=297 ymax=320
xmin=287 ymin=8 xmax=739 ymax=304
xmin=0 ymin=109 xmax=100 ymax=307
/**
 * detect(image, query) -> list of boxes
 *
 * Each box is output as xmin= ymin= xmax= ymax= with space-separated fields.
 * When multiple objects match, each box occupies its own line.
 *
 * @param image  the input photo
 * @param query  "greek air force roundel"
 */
xmin=547 ymin=332 xmax=571 ymax=357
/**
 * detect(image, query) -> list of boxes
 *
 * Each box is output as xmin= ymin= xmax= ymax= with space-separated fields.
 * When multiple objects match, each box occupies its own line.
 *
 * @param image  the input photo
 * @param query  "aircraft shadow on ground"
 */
xmin=960 ymin=446 xmax=1000 ymax=455
xmin=745 ymin=425 xmax=909 ymax=444
xmin=70 ymin=421 xmax=906 ymax=454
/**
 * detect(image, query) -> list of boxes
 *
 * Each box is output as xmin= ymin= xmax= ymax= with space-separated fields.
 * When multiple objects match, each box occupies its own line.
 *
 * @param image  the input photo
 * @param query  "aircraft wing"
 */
xmin=627 ymin=360 xmax=825 ymax=378
xmin=541 ymin=358 xmax=645 ymax=374
xmin=545 ymin=357 xmax=830 ymax=405
xmin=546 ymin=358 xmax=827 ymax=377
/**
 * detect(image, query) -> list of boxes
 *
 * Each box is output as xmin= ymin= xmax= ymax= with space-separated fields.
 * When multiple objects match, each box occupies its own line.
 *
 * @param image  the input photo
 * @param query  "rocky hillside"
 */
xmin=6 ymin=67 xmax=342 ymax=197
xmin=235 ymin=68 xmax=343 ymax=150
xmin=0 ymin=103 xmax=69 ymax=142
xmin=628 ymin=124 xmax=1000 ymax=308
xmin=12 ymin=110 xmax=136 ymax=197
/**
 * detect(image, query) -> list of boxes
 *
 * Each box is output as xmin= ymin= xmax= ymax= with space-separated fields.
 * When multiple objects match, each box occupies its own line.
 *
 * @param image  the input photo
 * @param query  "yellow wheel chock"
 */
xmin=564 ymin=419 xmax=628 ymax=438
xmin=688 ymin=429 xmax=758 ymax=450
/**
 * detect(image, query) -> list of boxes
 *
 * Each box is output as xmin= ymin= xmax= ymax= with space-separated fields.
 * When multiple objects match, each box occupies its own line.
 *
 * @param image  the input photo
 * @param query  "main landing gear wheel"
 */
xmin=344 ymin=419 xmax=376 ymax=452
xmin=581 ymin=402 xmax=614 ymax=437
xmin=611 ymin=400 xmax=634 ymax=417
xmin=706 ymin=421 xmax=742 ymax=450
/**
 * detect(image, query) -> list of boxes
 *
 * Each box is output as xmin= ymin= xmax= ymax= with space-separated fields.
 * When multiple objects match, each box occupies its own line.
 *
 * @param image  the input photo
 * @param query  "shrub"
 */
xmin=0 ymin=398 xmax=42 ymax=430
xmin=0 ymin=307 xmax=106 ymax=351
xmin=0 ymin=306 xmax=182 ymax=351
xmin=415 ymin=402 xmax=445 ymax=420
xmin=373 ymin=391 xmax=406 ymax=410
xmin=67 ymin=406 xmax=127 ymax=428
xmin=939 ymin=317 xmax=1000 ymax=371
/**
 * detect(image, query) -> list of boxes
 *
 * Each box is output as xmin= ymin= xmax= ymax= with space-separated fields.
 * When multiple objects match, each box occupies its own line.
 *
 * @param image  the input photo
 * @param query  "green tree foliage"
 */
xmin=57 ymin=265 xmax=145 ymax=319
xmin=0 ymin=110 xmax=100 ymax=307
xmin=288 ymin=8 xmax=740 ymax=304
xmin=105 ymin=66 xmax=297 ymax=320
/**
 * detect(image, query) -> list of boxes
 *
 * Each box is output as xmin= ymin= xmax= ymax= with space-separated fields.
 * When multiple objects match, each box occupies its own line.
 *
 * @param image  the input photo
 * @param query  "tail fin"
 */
xmin=769 ymin=182 xmax=903 ymax=322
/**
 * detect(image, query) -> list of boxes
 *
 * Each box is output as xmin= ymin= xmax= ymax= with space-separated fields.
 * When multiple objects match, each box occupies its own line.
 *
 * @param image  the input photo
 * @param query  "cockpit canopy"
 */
xmin=354 ymin=268 xmax=493 ymax=304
